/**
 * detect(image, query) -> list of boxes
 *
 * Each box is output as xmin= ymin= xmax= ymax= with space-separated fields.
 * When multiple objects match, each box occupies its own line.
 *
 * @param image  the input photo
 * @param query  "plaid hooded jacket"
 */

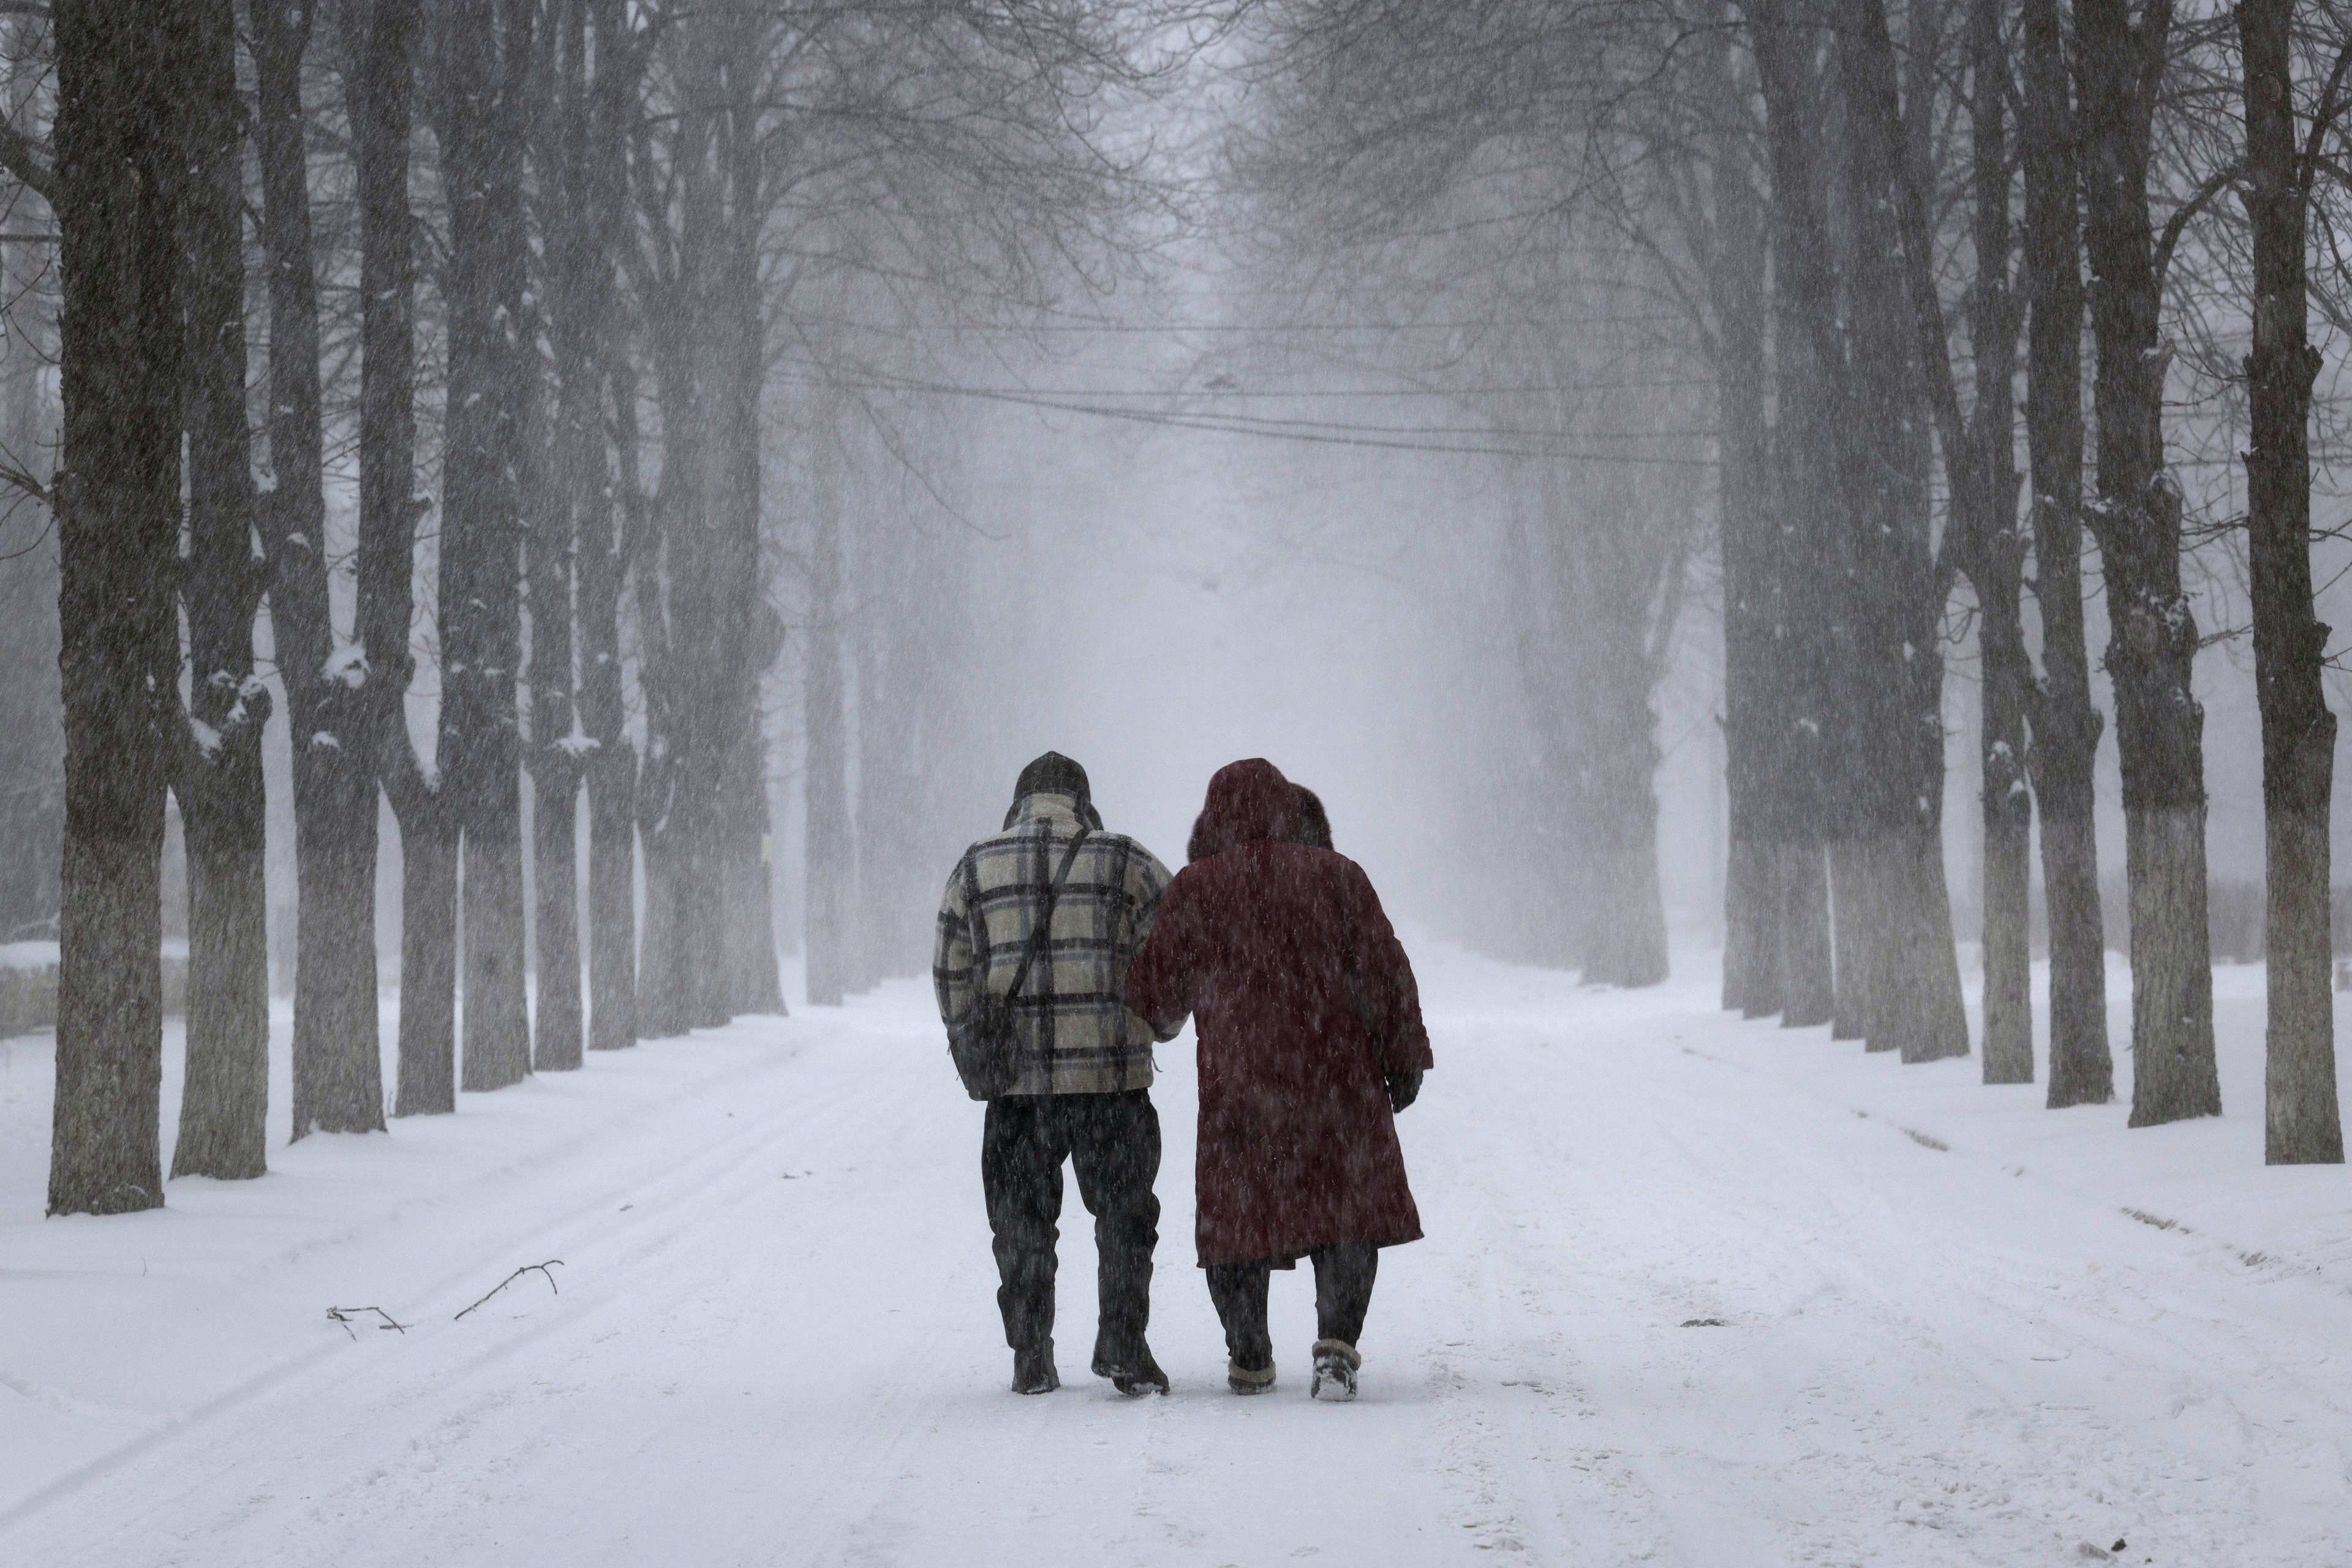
xmin=934 ymin=791 xmax=1180 ymax=1096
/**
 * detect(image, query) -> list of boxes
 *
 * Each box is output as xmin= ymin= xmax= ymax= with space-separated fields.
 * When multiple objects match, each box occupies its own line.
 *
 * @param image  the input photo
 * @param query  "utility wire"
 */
xmin=774 ymin=372 xmax=1716 ymax=465
xmin=791 ymin=313 xmax=1687 ymax=335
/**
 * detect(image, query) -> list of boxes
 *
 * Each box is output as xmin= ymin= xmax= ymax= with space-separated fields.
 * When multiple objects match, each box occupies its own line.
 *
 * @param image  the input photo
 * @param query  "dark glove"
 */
xmin=1384 ymin=1069 xmax=1422 ymax=1114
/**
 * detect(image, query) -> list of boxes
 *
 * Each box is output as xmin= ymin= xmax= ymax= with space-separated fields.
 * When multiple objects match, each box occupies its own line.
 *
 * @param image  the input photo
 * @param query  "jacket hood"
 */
xmin=1005 ymin=790 xmax=1101 ymax=832
xmin=1187 ymin=758 xmax=1298 ymax=862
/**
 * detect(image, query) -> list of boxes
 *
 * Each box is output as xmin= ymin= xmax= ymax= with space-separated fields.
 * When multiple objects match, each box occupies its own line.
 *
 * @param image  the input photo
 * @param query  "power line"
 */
xmin=779 ymin=372 xmax=1713 ymax=398
xmin=790 ymin=312 xmax=1688 ymax=336
xmin=776 ymin=371 xmax=1717 ymax=465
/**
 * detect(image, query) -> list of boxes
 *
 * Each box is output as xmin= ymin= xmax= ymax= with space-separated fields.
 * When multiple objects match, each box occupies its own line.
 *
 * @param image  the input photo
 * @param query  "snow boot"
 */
xmin=1091 ymin=1343 xmax=1170 ymax=1396
xmin=1310 ymin=1339 xmax=1360 ymax=1402
xmin=1227 ymin=1359 xmax=1276 ymax=1395
xmin=1012 ymin=1346 xmax=1060 ymax=1395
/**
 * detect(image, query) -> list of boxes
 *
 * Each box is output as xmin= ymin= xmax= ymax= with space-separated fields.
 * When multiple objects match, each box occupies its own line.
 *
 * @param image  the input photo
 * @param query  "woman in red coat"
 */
xmin=1125 ymin=759 xmax=1432 ymax=1400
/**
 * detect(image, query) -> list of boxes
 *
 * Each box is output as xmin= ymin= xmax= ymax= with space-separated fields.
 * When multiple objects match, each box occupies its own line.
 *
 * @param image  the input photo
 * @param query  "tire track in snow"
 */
xmin=0 ymin=1028 xmax=876 ymax=1557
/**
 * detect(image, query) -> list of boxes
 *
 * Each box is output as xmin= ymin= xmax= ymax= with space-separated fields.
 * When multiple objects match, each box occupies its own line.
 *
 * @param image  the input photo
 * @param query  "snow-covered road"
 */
xmin=3 ymin=947 xmax=2348 ymax=1566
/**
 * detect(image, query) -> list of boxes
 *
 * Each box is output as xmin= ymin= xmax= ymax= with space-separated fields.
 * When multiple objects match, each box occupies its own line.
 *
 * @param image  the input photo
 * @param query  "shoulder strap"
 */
xmin=1003 ymin=826 xmax=1088 ymax=1005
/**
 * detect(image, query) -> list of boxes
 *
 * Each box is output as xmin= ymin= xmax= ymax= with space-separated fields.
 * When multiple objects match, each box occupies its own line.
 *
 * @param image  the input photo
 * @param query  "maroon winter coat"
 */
xmin=1124 ymin=759 xmax=1433 ymax=1268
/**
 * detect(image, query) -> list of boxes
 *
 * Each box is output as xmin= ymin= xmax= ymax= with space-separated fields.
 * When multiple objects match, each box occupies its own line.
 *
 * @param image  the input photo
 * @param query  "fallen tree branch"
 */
xmin=454 ymin=1259 xmax=564 ymax=1321
xmin=326 ymin=1305 xmax=409 ymax=1340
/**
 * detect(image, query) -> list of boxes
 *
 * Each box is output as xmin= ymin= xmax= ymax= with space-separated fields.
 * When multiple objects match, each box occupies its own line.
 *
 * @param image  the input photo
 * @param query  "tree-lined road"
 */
xmin=2 ymin=949 xmax=2345 ymax=1566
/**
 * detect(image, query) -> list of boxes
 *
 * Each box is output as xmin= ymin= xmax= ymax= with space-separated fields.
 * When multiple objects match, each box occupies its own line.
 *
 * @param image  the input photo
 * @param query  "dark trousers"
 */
xmin=1204 ymin=1243 xmax=1379 ymax=1371
xmin=981 ymin=1090 xmax=1161 ymax=1362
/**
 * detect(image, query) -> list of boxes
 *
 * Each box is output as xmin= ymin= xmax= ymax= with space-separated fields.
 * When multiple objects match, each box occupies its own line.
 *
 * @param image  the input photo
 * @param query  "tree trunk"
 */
xmin=1828 ymin=839 xmax=1871 ymax=1038
xmin=2077 ymin=0 xmax=2217 ymax=1127
xmin=1723 ymin=840 xmax=1774 ymax=1013
xmin=520 ymin=226 xmax=581 ymax=1074
xmin=804 ymin=431 xmax=851 ymax=1009
xmin=1978 ymin=573 xmax=2037 ymax=1084
xmin=850 ymin=603 xmax=891 ymax=993
xmin=1749 ymin=6 xmax=1841 ymax=1030
xmin=260 ymin=0 xmax=385 ymax=1140
xmin=2018 ymin=0 xmax=2112 ymax=1108
xmin=1884 ymin=821 xmax=1971 ymax=1061
xmin=47 ymin=0 xmax=186 ymax=1216
xmin=0 ymin=21 xmax=61 ymax=948
xmin=584 ymin=745 xmax=638 ymax=1049
xmin=633 ymin=501 xmax=693 ymax=1036
xmin=711 ymin=46 xmax=783 ymax=1017
xmin=435 ymin=0 xmax=532 ymax=1090
xmin=586 ymin=339 xmax=647 ymax=1050
xmin=535 ymin=0 xmax=636 ymax=1058
xmin=723 ymin=716 xmax=785 ymax=1009
xmin=2238 ymin=0 xmax=2342 ymax=1165
xmin=1962 ymin=0 xmax=2031 ymax=1085
xmin=626 ymin=83 xmax=716 ymax=1038
xmin=393 ymin=802 xmax=458 ymax=1115
xmin=1706 ymin=17 xmax=1774 ymax=1017
xmin=1834 ymin=0 xmax=1966 ymax=1066
xmin=173 ymin=0 xmax=273 ymax=1180
xmin=1774 ymin=842 xmax=1833 ymax=1025
xmin=1585 ymin=731 xmax=1669 ymax=989
xmin=525 ymin=525 xmax=583 ymax=1072
xmin=342 ymin=0 xmax=452 ymax=1114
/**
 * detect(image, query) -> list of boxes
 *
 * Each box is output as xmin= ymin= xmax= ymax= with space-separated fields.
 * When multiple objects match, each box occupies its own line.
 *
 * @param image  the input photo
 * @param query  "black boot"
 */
xmin=1012 ymin=1345 xmax=1060 ymax=1395
xmin=1091 ymin=1340 xmax=1169 ymax=1396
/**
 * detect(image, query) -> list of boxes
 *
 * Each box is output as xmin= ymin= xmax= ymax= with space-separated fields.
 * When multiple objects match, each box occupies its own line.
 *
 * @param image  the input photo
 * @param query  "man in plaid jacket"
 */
xmin=935 ymin=752 xmax=1183 ymax=1396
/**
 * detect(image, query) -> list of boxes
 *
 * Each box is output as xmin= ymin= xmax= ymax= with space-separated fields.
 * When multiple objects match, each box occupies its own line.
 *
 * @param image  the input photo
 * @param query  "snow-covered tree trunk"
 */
xmin=1977 ymin=572 xmax=2036 ymax=1086
xmin=540 ymin=0 xmax=638 ymax=1055
xmin=1833 ymin=0 xmax=1966 ymax=1067
xmin=1709 ymin=42 xmax=1779 ymax=1017
xmin=1562 ymin=467 xmax=1676 ymax=990
xmin=47 ymin=0 xmax=186 ymax=1215
xmin=585 ymin=343 xmax=644 ymax=1052
xmin=1749 ymin=5 xmax=1841 ymax=1033
xmin=391 ymin=801 xmax=458 ymax=1115
xmin=262 ymin=0 xmax=387 ymax=1139
xmin=173 ymin=0 xmax=273 ymax=1179
xmin=2018 ymin=0 xmax=2111 ymax=1109
xmin=803 ymin=429 xmax=851 ymax=1009
xmin=344 ymin=0 xmax=454 ymax=1116
xmin=519 ymin=19 xmax=583 ymax=1072
xmin=626 ymin=69 xmax=719 ymax=1038
xmin=0 ymin=26 xmax=61 ymax=949
xmin=2076 ymin=0 xmax=2218 ymax=1128
xmin=710 ymin=56 xmax=782 ymax=1019
xmin=2237 ymin=0 xmax=2342 ymax=1164
xmin=524 ymin=388 xmax=584 ymax=1073
xmin=1961 ymin=0 xmax=2030 ymax=1086
xmin=437 ymin=0 xmax=533 ymax=1091
xmin=1827 ymin=842 xmax=1869 ymax=1039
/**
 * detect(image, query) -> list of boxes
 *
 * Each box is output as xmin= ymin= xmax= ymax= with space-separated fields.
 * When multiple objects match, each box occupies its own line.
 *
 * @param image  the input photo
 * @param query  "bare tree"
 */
xmin=259 ymin=0 xmax=388 ymax=1138
xmin=434 ymin=0 xmax=535 ymax=1090
xmin=586 ymin=0 xmax=654 ymax=1053
xmin=341 ymin=0 xmax=458 ymax=1117
xmin=1751 ymin=0 xmax=1967 ymax=1065
xmin=1841 ymin=0 xmax=2024 ymax=1077
xmin=2078 ymin=0 xmax=2220 ymax=1127
xmin=804 ymin=404 xmax=851 ymax=1008
xmin=173 ymin=0 xmax=274 ymax=1178
xmin=527 ymin=0 xmax=646 ymax=1061
xmin=0 ymin=21 xmax=61 ymax=954
xmin=2238 ymin=0 xmax=2345 ymax=1164
xmin=47 ymin=0 xmax=187 ymax=1215
xmin=2019 ymin=0 xmax=2113 ymax=1110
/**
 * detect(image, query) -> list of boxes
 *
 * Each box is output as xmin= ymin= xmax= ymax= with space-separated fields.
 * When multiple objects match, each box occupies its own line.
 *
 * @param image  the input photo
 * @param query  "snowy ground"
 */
xmin=2 ymin=944 xmax=2348 ymax=1567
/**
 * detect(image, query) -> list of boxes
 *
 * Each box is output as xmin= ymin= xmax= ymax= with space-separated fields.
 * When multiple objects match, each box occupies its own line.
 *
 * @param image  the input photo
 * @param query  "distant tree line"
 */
xmin=1226 ymin=0 xmax=2351 ymax=1164
xmin=2 ymin=0 xmax=1175 ymax=1216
